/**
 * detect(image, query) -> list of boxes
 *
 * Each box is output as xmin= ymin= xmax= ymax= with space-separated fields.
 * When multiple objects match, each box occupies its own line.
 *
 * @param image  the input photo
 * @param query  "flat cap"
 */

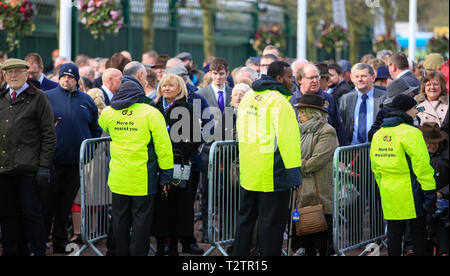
xmin=176 ymin=52 xmax=193 ymax=61
xmin=1 ymin=58 xmax=30 ymax=71
xmin=165 ymin=65 xmax=188 ymax=76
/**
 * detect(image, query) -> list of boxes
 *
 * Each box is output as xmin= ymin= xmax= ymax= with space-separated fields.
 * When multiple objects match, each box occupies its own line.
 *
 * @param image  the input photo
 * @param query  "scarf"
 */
xmin=299 ymin=117 xmax=328 ymax=160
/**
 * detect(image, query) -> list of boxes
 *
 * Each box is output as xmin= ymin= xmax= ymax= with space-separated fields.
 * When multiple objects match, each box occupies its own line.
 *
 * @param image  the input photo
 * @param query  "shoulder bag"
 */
xmin=295 ymin=175 xmax=328 ymax=236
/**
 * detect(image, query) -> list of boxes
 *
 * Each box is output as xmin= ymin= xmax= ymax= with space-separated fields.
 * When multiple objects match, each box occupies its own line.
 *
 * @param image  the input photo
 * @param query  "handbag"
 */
xmin=171 ymin=149 xmax=191 ymax=189
xmin=295 ymin=176 xmax=328 ymax=236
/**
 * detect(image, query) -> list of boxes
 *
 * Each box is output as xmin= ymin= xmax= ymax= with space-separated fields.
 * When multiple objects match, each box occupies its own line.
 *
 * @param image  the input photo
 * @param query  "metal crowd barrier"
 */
xmin=332 ymin=143 xmax=387 ymax=256
xmin=76 ymin=137 xmax=112 ymax=256
xmin=203 ymin=141 xmax=240 ymax=256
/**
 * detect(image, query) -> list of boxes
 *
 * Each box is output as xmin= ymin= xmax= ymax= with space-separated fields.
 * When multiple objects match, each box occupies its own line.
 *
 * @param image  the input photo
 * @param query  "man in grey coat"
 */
xmin=339 ymin=63 xmax=386 ymax=145
xmin=196 ymin=57 xmax=232 ymax=242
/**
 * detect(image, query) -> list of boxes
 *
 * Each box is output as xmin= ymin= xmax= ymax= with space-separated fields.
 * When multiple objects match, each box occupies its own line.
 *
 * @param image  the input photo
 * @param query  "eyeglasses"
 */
xmin=5 ymin=69 xmax=27 ymax=75
xmin=303 ymin=75 xmax=321 ymax=80
xmin=425 ymin=82 xmax=441 ymax=88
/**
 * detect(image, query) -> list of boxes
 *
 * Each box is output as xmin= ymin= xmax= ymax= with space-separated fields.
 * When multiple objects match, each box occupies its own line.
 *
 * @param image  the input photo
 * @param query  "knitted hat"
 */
xmin=59 ymin=63 xmax=80 ymax=81
xmin=390 ymin=94 xmax=417 ymax=112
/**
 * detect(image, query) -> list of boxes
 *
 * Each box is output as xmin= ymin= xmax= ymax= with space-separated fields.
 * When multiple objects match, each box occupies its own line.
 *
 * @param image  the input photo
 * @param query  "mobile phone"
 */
xmin=417 ymin=106 xmax=425 ymax=112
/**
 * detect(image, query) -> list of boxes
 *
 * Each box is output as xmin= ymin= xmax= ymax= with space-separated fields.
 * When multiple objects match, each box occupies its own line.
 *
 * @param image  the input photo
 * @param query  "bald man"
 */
xmin=79 ymin=66 xmax=96 ymax=82
xmin=101 ymin=68 xmax=123 ymax=105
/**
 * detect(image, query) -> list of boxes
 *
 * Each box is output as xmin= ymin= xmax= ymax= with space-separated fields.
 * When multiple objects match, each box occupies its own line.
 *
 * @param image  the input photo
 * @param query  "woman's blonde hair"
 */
xmin=298 ymin=106 xmax=327 ymax=121
xmin=154 ymin=74 xmax=188 ymax=104
xmin=87 ymin=88 xmax=107 ymax=115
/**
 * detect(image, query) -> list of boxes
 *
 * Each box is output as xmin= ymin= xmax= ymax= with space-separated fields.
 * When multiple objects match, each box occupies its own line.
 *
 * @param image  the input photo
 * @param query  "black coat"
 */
xmin=151 ymin=97 xmax=201 ymax=237
xmin=331 ymin=80 xmax=353 ymax=104
xmin=431 ymin=142 xmax=449 ymax=200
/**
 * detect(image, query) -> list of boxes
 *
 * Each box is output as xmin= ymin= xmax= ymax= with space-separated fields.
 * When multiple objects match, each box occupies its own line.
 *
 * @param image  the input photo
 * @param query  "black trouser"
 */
xmin=111 ymin=192 xmax=155 ymax=256
xmin=41 ymin=164 xmax=80 ymax=248
xmin=0 ymin=174 xmax=47 ymax=256
xmin=386 ymin=217 xmax=432 ymax=256
xmin=180 ymin=170 xmax=201 ymax=247
xmin=232 ymin=187 xmax=290 ymax=256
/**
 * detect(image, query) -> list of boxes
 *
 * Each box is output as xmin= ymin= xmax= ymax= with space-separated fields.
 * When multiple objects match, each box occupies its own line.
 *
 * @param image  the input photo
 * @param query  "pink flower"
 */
xmin=110 ymin=10 xmax=118 ymax=20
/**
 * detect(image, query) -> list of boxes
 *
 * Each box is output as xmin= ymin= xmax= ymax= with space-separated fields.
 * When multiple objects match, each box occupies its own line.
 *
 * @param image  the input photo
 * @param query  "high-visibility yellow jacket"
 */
xmin=370 ymin=116 xmax=436 ymax=220
xmin=99 ymin=102 xmax=173 ymax=196
xmin=237 ymin=84 xmax=302 ymax=192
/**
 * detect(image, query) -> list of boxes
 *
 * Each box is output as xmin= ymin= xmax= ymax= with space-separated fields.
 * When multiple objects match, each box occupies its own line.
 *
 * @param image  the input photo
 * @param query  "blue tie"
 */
xmin=358 ymin=94 xmax=368 ymax=143
xmin=218 ymin=91 xmax=224 ymax=113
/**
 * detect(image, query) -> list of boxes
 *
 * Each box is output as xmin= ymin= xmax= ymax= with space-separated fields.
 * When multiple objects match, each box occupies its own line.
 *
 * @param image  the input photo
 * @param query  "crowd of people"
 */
xmin=0 ymin=44 xmax=448 ymax=256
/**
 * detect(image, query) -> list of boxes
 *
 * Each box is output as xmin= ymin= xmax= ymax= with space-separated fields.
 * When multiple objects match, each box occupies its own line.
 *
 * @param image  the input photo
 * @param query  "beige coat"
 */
xmin=415 ymin=93 xmax=449 ymax=127
xmin=297 ymin=122 xmax=339 ymax=215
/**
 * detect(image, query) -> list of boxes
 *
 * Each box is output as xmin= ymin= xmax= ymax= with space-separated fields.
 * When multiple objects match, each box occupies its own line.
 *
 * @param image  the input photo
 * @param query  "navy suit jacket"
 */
xmin=40 ymin=77 xmax=58 ymax=91
xmin=99 ymin=87 xmax=111 ymax=106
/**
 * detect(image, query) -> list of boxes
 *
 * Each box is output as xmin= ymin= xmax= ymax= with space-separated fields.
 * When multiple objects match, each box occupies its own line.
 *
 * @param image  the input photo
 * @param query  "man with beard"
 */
xmin=327 ymin=63 xmax=353 ymax=104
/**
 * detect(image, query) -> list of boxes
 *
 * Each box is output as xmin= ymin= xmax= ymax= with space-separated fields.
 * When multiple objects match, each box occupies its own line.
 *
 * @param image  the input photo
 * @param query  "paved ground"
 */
xmin=0 ymin=221 xmax=387 ymax=256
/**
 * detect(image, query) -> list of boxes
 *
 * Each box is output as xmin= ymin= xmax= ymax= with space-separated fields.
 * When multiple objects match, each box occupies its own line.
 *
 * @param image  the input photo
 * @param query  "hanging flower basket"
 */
xmin=427 ymin=35 xmax=449 ymax=56
xmin=372 ymin=33 xmax=399 ymax=53
xmin=78 ymin=0 xmax=124 ymax=40
xmin=316 ymin=23 xmax=350 ymax=53
xmin=0 ymin=0 xmax=35 ymax=52
xmin=250 ymin=24 xmax=286 ymax=56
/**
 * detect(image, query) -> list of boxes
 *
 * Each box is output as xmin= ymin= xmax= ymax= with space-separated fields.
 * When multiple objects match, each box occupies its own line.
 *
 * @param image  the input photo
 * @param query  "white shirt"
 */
xmin=9 ymin=83 xmax=29 ymax=98
xmin=211 ymin=83 xmax=227 ymax=103
xmin=396 ymin=70 xmax=410 ymax=79
xmin=101 ymin=85 xmax=114 ymax=102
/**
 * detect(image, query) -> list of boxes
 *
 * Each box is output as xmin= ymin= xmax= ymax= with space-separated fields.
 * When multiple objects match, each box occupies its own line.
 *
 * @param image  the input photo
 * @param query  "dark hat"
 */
xmin=337 ymin=60 xmax=352 ymax=73
xmin=315 ymin=63 xmax=330 ymax=77
xmin=176 ymin=52 xmax=193 ymax=61
xmin=390 ymin=94 xmax=417 ymax=112
xmin=151 ymin=55 xmax=170 ymax=69
xmin=59 ymin=63 xmax=80 ymax=81
xmin=384 ymin=78 xmax=418 ymax=105
xmin=294 ymin=93 xmax=328 ymax=113
xmin=421 ymin=122 xmax=447 ymax=143
xmin=1 ymin=58 xmax=30 ymax=71
xmin=376 ymin=65 xmax=391 ymax=81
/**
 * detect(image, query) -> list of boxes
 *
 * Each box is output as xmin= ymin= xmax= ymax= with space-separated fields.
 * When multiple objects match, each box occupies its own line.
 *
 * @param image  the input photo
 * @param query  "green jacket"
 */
xmin=237 ymin=76 xmax=302 ymax=192
xmin=0 ymin=82 xmax=56 ymax=176
xmin=370 ymin=113 xmax=436 ymax=220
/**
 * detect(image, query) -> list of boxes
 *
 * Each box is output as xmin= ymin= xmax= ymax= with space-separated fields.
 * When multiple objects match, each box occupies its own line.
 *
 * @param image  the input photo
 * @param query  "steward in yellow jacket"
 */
xmin=233 ymin=61 xmax=302 ymax=256
xmin=370 ymin=94 xmax=436 ymax=256
xmin=237 ymin=74 xmax=302 ymax=192
xmin=98 ymin=80 xmax=173 ymax=255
